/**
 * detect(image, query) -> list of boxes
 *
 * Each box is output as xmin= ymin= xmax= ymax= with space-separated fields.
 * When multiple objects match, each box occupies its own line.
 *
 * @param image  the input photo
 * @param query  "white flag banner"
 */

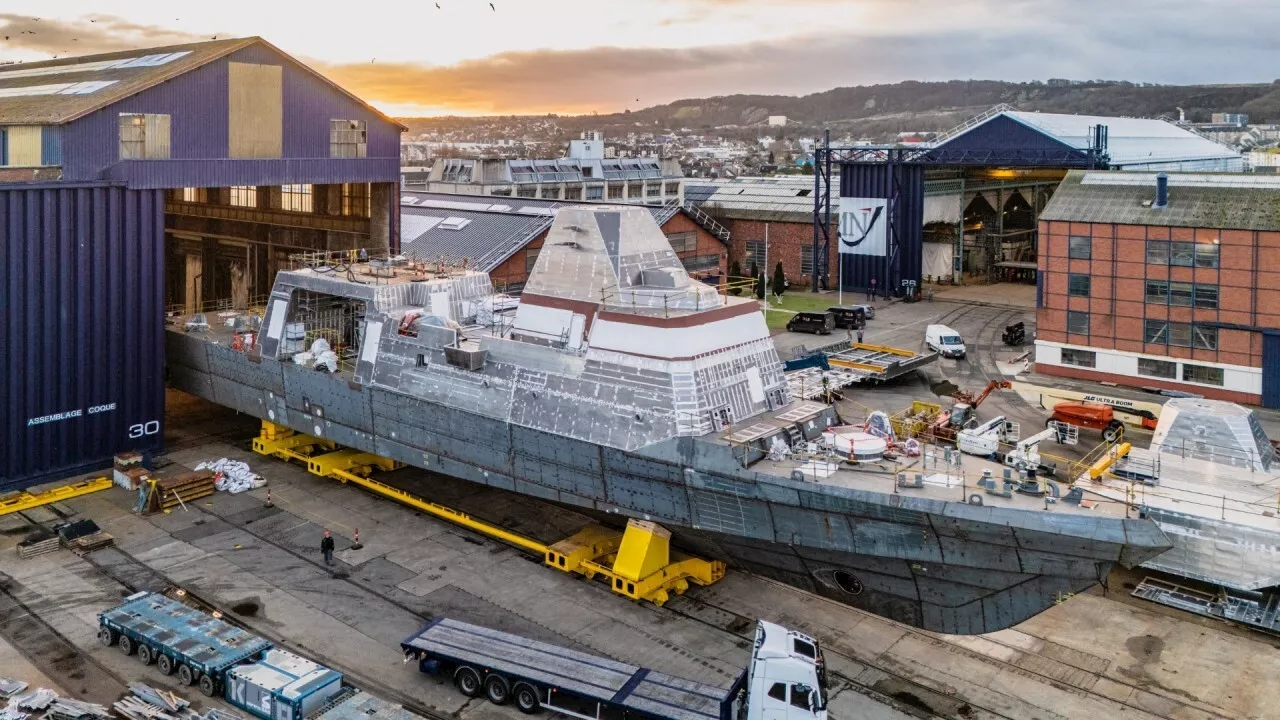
xmin=838 ymin=198 xmax=889 ymax=256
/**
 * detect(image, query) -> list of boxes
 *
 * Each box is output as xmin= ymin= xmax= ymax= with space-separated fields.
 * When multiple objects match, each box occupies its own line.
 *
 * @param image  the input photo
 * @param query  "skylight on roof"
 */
xmin=439 ymin=217 xmax=472 ymax=231
xmin=0 ymin=51 xmax=192 ymax=82
xmin=402 ymin=196 xmax=419 ymax=204
xmin=0 ymin=80 xmax=118 ymax=98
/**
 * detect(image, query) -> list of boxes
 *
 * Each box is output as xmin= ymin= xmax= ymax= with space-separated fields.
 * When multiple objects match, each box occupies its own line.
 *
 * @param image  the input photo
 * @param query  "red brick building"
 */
xmin=689 ymin=177 xmax=837 ymax=288
xmin=400 ymin=192 xmax=729 ymax=294
xmin=1036 ymin=171 xmax=1280 ymax=407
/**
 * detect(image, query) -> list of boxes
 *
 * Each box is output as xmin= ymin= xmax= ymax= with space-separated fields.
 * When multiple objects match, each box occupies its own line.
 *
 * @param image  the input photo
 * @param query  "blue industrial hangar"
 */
xmin=811 ymin=105 xmax=1243 ymax=296
xmin=0 ymin=38 xmax=404 ymax=488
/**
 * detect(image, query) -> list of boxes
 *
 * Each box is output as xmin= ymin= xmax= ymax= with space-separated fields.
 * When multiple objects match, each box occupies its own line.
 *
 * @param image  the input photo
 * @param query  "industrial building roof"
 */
xmin=399 ymin=192 xmax=690 ymax=272
xmin=685 ymin=176 xmax=832 ymax=223
xmin=0 ymin=37 xmax=405 ymax=128
xmin=1040 ymin=171 xmax=1280 ymax=231
xmin=936 ymin=108 xmax=1242 ymax=170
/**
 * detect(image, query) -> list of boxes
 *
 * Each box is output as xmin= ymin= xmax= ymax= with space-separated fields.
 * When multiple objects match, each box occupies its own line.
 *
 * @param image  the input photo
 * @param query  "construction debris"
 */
xmin=127 ymin=684 xmax=188 ymax=714
xmin=196 ymin=459 xmax=265 ymax=495
xmin=0 ymin=679 xmax=27 ymax=697
xmin=45 ymin=698 xmax=110 ymax=720
xmin=14 ymin=689 xmax=55 ymax=711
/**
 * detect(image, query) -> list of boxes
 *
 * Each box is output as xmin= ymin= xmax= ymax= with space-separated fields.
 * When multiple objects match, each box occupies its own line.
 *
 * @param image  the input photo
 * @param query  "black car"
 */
xmin=827 ymin=306 xmax=867 ymax=330
xmin=787 ymin=311 xmax=836 ymax=335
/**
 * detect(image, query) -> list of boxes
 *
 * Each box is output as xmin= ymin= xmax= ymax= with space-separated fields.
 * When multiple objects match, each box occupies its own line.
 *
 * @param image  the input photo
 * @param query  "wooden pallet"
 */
xmin=17 ymin=536 xmax=60 ymax=559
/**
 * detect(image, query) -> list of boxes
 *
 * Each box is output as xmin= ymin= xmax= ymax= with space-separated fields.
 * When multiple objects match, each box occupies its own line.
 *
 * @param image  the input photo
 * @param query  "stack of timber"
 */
xmin=16 ymin=531 xmax=60 ymax=559
xmin=150 ymin=471 xmax=216 ymax=512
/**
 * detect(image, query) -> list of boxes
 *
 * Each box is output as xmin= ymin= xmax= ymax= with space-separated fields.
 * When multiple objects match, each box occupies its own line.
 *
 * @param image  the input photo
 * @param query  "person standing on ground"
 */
xmin=867 ymin=277 xmax=876 ymax=301
xmin=321 ymin=530 xmax=335 ymax=566
xmin=856 ymin=328 xmax=864 ymax=344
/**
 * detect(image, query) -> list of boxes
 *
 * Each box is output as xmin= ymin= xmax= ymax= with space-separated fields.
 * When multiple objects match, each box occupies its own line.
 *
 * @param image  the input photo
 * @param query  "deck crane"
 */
xmin=959 ymin=419 xmax=1070 ymax=475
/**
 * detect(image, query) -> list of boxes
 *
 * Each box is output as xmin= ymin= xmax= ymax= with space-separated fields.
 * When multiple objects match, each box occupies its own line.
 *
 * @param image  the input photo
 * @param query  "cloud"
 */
xmin=0 ymin=14 xmax=203 ymax=57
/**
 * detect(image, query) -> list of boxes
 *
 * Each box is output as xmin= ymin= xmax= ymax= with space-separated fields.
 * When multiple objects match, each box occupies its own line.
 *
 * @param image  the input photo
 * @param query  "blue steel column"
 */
xmin=811 ymin=142 xmax=824 ymax=293
xmin=822 ymin=129 xmax=832 ymax=292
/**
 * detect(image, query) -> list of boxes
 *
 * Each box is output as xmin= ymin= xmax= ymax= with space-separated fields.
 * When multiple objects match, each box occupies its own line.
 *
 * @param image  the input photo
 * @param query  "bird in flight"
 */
xmin=490 ymin=2 xmax=495 ymax=9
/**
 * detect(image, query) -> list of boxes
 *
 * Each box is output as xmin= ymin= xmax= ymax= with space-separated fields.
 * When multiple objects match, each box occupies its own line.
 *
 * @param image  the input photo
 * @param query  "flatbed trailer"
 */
xmin=98 ymin=591 xmax=274 ymax=696
xmin=401 ymin=618 xmax=746 ymax=720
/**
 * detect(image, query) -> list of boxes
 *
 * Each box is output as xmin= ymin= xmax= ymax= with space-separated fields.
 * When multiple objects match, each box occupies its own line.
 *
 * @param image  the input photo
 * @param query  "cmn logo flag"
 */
xmin=837 ymin=197 xmax=889 ymax=256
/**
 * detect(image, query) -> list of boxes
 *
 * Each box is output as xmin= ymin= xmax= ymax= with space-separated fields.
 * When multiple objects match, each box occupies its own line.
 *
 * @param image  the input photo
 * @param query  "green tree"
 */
xmin=729 ymin=259 xmax=744 ymax=295
xmin=801 ymin=161 xmax=814 ymax=174
xmin=772 ymin=261 xmax=787 ymax=299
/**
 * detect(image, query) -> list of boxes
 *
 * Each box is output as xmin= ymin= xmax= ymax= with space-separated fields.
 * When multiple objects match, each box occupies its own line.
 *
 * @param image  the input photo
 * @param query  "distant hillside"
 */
xmin=398 ymin=78 xmax=1280 ymax=140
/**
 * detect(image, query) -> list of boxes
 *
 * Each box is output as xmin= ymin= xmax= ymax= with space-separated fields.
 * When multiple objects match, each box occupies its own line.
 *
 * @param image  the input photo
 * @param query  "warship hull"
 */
xmin=167 ymin=331 xmax=1165 ymax=634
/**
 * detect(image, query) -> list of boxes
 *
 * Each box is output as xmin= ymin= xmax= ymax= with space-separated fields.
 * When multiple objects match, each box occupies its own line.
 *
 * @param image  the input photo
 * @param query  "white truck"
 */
xmin=401 ymin=617 xmax=828 ymax=720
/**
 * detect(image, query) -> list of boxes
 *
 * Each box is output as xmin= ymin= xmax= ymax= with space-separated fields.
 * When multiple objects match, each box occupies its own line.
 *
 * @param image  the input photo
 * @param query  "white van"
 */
xmin=925 ymin=324 xmax=966 ymax=358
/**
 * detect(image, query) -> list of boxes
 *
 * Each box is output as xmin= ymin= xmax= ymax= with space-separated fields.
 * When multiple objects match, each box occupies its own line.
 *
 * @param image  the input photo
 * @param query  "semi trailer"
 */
xmin=401 ymin=617 xmax=827 ymax=720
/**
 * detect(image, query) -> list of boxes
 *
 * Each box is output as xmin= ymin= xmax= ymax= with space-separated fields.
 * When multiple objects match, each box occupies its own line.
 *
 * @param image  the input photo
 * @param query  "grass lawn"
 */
xmin=752 ymin=291 xmax=842 ymax=330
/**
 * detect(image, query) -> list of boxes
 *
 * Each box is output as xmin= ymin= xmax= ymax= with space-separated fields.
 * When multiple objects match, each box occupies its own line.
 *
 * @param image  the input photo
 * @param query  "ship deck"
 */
xmin=716 ymin=401 xmax=1131 ymax=519
xmin=1091 ymin=446 xmax=1280 ymax=530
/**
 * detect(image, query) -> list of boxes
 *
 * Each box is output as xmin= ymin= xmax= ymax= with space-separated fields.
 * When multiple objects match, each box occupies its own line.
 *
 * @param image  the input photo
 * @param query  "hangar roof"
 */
xmin=0 ymin=37 xmax=405 ymax=128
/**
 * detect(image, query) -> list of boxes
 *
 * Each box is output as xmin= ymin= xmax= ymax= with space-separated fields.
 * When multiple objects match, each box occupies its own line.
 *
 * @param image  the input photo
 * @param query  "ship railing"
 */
xmin=166 ymin=294 xmax=271 ymax=318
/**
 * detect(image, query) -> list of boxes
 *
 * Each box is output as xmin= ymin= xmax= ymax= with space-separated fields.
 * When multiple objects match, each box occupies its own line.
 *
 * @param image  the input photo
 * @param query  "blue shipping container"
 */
xmin=225 ymin=649 xmax=345 ymax=720
xmin=0 ymin=183 xmax=166 ymax=490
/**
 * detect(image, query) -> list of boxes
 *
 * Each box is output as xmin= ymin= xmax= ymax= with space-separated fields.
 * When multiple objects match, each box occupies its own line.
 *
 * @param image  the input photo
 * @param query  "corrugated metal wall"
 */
xmin=63 ymin=42 xmax=401 ymax=185
xmin=1262 ymin=331 xmax=1280 ymax=409
xmin=0 ymin=184 xmax=166 ymax=489
xmin=837 ymin=163 xmax=925 ymax=296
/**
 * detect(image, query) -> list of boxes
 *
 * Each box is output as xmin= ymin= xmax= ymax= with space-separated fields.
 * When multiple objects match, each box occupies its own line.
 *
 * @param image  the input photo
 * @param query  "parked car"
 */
xmin=787 ymin=311 xmax=836 ymax=335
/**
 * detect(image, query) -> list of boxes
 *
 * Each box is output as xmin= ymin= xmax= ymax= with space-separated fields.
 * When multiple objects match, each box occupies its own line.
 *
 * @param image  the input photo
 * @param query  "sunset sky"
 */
xmin=0 ymin=0 xmax=1275 ymax=117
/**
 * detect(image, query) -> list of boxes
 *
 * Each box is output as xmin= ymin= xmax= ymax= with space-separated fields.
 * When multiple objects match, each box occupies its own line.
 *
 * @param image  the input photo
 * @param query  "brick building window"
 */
xmin=1067 ymin=274 xmax=1090 ymax=297
xmin=564 ymin=187 xmax=582 ymax=201
xmin=1068 ymin=235 xmax=1091 ymax=259
xmin=682 ymin=255 xmax=721 ymax=272
xmin=1145 ymin=280 xmax=1168 ymax=303
xmin=1183 ymin=363 xmax=1225 ymax=386
xmin=628 ymin=182 xmax=643 ymax=197
xmin=1066 ymin=311 xmax=1089 ymax=335
xmin=1138 ymin=358 xmax=1176 ymax=379
xmin=646 ymin=184 xmax=661 ymax=197
xmin=1061 ymin=348 xmax=1096 ymax=368
xmin=666 ymin=231 xmax=697 ymax=253
xmin=800 ymin=246 xmax=814 ymax=275
xmin=745 ymin=241 xmax=766 ymax=269
xmin=1144 ymin=320 xmax=1218 ymax=350
xmin=1147 ymin=241 xmax=1219 ymax=268
xmin=608 ymin=184 xmax=623 ymax=199
xmin=586 ymin=186 xmax=604 ymax=200
xmin=229 ymin=185 xmax=257 ymax=208
xmin=280 ymin=184 xmax=312 ymax=213
xmin=525 ymin=248 xmax=540 ymax=273
xmin=181 ymin=187 xmax=207 ymax=203
xmin=1169 ymin=281 xmax=1194 ymax=307
xmin=1194 ymin=285 xmax=1219 ymax=309
xmin=665 ymin=182 xmax=680 ymax=195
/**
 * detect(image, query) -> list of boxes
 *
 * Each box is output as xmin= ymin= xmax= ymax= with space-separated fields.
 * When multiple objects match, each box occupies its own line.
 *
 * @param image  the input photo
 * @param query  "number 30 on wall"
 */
xmin=128 ymin=421 xmax=161 ymax=438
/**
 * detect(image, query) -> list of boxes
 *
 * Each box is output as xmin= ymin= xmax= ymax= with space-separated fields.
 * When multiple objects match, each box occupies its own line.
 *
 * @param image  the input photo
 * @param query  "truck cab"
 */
xmin=742 ymin=621 xmax=828 ymax=720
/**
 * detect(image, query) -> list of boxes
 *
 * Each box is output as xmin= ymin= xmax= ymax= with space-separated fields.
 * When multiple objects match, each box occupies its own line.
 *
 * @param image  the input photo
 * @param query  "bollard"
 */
xmin=264 ymin=489 xmax=274 ymax=508
xmin=351 ymin=527 xmax=364 ymax=550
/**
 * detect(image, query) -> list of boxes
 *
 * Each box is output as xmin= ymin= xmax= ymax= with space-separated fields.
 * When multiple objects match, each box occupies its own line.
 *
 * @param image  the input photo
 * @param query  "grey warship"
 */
xmin=166 ymin=205 xmax=1171 ymax=634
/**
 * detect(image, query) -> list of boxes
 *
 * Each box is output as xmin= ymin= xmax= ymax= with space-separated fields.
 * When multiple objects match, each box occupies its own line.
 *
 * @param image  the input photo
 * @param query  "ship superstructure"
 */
xmin=168 ymin=205 xmax=1171 ymax=634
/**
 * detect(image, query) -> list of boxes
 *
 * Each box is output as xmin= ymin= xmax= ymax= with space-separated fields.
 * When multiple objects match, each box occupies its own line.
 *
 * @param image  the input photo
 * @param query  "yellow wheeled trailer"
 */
xmin=253 ymin=421 xmax=723 ymax=606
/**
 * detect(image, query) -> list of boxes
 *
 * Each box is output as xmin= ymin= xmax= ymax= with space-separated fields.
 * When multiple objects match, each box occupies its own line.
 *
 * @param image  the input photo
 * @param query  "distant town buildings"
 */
xmin=407 ymin=132 xmax=684 ymax=205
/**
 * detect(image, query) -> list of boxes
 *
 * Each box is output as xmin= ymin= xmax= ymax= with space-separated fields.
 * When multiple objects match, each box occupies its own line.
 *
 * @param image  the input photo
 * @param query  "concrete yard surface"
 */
xmin=4 ymin=424 xmax=1280 ymax=720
